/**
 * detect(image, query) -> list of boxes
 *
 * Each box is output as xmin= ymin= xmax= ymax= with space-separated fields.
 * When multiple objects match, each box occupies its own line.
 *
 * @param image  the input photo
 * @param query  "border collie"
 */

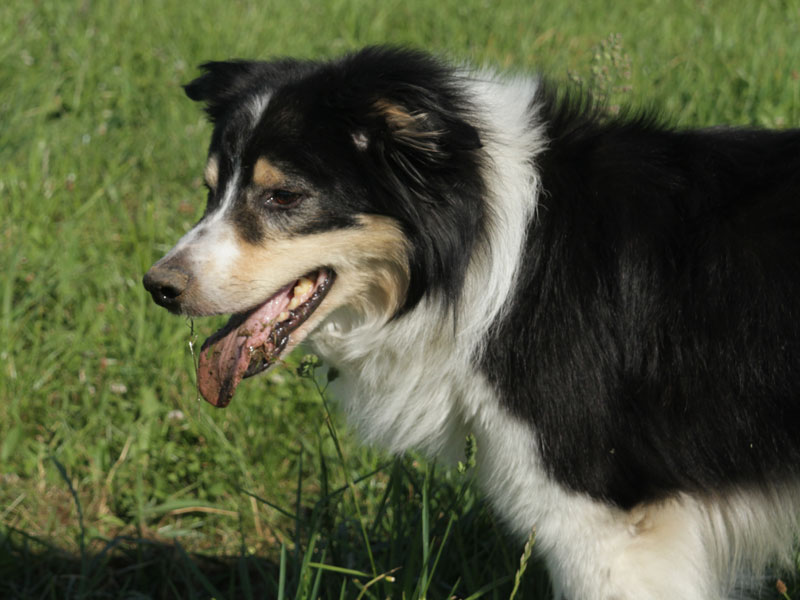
xmin=143 ymin=47 xmax=800 ymax=599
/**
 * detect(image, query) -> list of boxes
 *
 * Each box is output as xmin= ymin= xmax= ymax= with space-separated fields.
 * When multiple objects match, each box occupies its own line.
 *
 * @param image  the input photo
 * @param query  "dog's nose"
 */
xmin=143 ymin=263 xmax=190 ymax=313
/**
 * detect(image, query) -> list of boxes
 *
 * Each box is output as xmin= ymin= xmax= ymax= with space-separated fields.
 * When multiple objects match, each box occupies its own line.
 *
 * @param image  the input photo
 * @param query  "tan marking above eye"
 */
xmin=252 ymin=157 xmax=286 ymax=188
xmin=204 ymin=154 xmax=219 ymax=189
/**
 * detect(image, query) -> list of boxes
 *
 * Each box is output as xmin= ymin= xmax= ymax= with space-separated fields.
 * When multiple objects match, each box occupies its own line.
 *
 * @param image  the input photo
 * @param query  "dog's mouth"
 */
xmin=196 ymin=269 xmax=335 ymax=407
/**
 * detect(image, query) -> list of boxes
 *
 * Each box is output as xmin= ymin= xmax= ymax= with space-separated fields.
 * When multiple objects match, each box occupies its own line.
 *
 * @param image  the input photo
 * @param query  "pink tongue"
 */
xmin=197 ymin=283 xmax=293 ymax=407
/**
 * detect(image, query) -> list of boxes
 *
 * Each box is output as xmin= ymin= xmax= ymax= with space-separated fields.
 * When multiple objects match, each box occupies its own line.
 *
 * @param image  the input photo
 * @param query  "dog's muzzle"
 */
xmin=142 ymin=259 xmax=191 ymax=314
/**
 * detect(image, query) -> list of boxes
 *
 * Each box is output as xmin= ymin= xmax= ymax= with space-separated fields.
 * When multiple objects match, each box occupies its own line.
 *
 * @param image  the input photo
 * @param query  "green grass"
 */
xmin=1 ymin=0 xmax=799 ymax=598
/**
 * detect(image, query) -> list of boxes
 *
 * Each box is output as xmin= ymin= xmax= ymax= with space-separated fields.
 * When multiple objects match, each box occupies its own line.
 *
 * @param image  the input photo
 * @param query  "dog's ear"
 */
xmin=184 ymin=59 xmax=310 ymax=121
xmin=184 ymin=61 xmax=257 ymax=103
xmin=337 ymin=48 xmax=482 ymax=167
xmin=348 ymin=93 xmax=481 ymax=190
xmin=367 ymin=97 xmax=481 ymax=156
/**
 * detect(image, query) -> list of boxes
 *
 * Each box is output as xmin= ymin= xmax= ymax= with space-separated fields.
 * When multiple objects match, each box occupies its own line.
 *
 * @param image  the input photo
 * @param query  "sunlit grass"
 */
xmin=1 ymin=0 xmax=799 ymax=597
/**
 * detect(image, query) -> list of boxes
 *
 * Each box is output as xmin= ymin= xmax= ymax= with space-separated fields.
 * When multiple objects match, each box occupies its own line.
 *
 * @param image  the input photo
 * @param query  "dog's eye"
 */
xmin=266 ymin=190 xmax=303 ymax=208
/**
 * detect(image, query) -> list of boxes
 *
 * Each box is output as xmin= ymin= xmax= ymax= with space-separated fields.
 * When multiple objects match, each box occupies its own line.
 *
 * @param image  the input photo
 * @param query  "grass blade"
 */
xmin=278 ymin=542 xmax=287 ymax=600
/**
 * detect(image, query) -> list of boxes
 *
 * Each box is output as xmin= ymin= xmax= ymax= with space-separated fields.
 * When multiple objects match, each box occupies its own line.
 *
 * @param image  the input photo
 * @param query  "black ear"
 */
xmin=183 ymin=58 xmax=313 ymax=121
xmin=184 ymin=61 xmax=260 ymax=103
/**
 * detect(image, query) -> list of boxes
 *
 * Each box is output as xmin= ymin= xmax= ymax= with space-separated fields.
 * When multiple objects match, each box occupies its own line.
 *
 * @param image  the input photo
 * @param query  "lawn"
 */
xmin=1 ymin=0 xmax=799 ymax=598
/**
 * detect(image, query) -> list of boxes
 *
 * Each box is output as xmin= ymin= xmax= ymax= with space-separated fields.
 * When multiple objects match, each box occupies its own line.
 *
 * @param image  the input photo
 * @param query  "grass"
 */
xmin=1 ymin=0 xmax=799 ymax=597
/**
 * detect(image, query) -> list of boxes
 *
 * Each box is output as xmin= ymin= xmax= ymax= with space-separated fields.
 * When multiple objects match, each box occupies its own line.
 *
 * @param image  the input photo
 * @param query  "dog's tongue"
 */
xmin=197 ymin=283 xmax=293 ymax=407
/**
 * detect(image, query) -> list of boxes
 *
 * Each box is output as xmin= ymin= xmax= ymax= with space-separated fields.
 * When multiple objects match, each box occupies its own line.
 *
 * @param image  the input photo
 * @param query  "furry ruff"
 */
xmin=143 ymin=47 xmax=800 ymax=599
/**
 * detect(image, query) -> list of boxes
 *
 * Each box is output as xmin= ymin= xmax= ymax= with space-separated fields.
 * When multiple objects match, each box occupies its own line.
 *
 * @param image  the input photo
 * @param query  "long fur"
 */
xmin=145 ymin=47 xmax=800 ymax=599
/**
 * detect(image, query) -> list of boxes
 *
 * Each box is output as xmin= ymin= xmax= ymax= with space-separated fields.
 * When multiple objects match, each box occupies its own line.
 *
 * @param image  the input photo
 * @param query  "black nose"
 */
xmin=143 ymin=263 xmax=190 ymax=313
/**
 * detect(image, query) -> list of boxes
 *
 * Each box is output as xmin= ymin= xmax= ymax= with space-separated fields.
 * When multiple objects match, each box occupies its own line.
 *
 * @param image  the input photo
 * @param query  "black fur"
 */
xmin=483 ymin=83 xmax=800 ymax=508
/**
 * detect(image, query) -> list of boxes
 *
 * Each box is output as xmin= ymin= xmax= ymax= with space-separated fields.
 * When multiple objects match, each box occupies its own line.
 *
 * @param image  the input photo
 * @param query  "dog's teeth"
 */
xmin=288 ymin=277 xmax=314 ymax=310
xmin=278 ymin=311 xmax=290 ymax=321
xmin=294 ymin=277 xmax=314 ymax=298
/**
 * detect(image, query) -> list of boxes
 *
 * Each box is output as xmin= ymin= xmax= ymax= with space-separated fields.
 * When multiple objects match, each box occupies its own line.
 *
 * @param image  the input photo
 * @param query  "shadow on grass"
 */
xmin=3 ymin=449 xmax=553 ymax=599
xmin=0 ymin=526 xmax=282 ymax=599
xmin=0 ymin=489 xmax=553 ymax=600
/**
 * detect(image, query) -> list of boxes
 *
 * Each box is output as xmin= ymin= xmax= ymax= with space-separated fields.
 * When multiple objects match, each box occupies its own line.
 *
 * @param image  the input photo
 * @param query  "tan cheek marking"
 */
xmin=252 ymin=157 xmax=286 ymax=188
xmin=204 ymin=154 xmax=219 ymax=190
xmin=231 ymin=215 xmax=410 ymax=319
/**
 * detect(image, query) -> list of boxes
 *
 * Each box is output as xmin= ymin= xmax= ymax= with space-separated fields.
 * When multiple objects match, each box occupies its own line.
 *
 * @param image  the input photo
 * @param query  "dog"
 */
xmin=143 ymin=47 xmax=800 ymax=599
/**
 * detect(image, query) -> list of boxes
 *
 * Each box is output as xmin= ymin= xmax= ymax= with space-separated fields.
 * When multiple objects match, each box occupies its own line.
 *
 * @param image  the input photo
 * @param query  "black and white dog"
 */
xmin=143 ymin=47 xmax=800 ymax=599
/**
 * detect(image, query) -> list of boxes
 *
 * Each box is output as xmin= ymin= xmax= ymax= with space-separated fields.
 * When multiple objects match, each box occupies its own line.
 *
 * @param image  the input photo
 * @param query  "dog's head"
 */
xmin=143 ymin=47 xmax=484 ymax=407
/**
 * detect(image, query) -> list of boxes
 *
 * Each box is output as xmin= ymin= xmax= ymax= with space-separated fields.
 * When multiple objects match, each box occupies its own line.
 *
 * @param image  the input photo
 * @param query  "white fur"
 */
xmin=458 ymin=73 xmax=546 ymax=344
xmin=155 ymin=170 xmax=245 ymax=313
xmin=215 ymin=169 xmax=241 ymax=216
xmin=248 ymin=92 xmax=271 ymax=126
